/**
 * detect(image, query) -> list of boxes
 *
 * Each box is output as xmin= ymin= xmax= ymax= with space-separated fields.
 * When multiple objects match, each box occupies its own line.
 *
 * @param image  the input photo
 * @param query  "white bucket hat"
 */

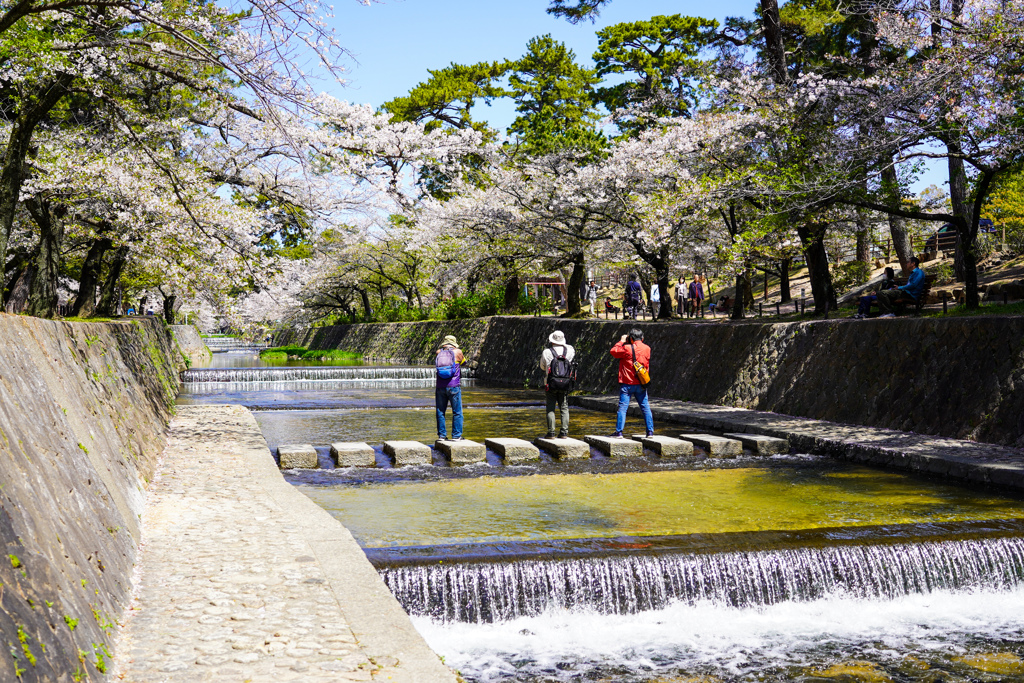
xmin=548 ymin=330 xmax=566 ymax=345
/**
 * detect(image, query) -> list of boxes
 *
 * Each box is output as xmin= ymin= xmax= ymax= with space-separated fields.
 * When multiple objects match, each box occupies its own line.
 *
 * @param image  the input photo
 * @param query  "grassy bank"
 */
xmin=260 ymin=345 xmax=363 ymax=361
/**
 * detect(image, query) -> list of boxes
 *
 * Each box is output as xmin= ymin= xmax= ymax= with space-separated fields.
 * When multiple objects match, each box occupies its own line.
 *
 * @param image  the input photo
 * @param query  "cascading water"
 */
xmin=381 ymin=535 xmax=1024 ymax=624
xmin=180 ymin=366 xmax=475 ymax=392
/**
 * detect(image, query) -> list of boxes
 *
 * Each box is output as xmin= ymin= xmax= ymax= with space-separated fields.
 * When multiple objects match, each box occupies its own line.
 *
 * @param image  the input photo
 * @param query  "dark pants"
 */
xmin=546 ymin=390 xmax=569 ymax=436
xmin=877 ymin=289 xmax=914 ymax=315
xmin=857 ymin=294 xmax=877 ymax=315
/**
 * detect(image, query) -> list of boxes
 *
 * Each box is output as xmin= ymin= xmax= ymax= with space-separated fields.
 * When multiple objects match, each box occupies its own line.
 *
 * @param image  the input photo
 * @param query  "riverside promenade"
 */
xmin=112 ymin=405 xmax=454 ymax=683
xmin=574 ymin=395 xmax=1024 ymax=490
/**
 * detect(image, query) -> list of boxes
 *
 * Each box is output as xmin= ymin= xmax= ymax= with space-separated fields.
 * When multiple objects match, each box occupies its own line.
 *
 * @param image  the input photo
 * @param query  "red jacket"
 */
xmin=610 ymin=339 xmax=650 ymax=385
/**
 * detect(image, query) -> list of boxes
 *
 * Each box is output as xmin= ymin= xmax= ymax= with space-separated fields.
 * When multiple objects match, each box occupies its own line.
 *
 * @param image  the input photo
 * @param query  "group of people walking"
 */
xmin=433 ymin=328 xmax=654 ymax=442
xmin=616 ymin=273 xmax=707 ymax=319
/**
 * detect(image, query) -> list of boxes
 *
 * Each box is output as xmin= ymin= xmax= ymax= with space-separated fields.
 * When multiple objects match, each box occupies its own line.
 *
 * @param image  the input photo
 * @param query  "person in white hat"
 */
xmin=540 ymin=330 xmax=576 ymax=438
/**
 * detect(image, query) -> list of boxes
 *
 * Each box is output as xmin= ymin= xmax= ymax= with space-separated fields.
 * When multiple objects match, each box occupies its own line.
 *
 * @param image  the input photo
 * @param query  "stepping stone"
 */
xmin=631 ymin=434 xmax=694 ymax=456
xmin=382 ymin=440 xmax=432 ymax=466
xmin=584 ymin=435 xmax=643 ymax=457
xmin=277 ymin=444 xmax=318 ymax=469
xmin=535 ymin=437 xmax=590 ymax=460
xmin=678 ymin=434 xmax=743 ymax=458
xmin=329 ymin=442 xmax=375 ymax=467
xmin=485 ymin=438 xmax=540 ymax=463
xmin=723 ymin=433 xmax=790 ymax=455
xmin=435 ymin=439 xmax=486 ymax=464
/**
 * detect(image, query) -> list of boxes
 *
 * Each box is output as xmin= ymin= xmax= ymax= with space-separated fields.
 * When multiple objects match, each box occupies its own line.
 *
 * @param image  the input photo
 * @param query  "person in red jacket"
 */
xmin=609 ymin=328 xmax=654 ymax=438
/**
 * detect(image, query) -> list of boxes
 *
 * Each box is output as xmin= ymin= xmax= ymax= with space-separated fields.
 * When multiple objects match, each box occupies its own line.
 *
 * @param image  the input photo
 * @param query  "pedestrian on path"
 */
xmin=688 ymin=275 xmax=705 ymax=318
xmin=651 ymin=283 xmax=661 ymax=318
xmin=608 ymin=328 xmax=654 ymax=438
xmin=586 ymin=280 xmax=598 ymax=315
xmin=435 ymin=334 xmax=466 ymax=440
xmin=675 ymin=277 xmax=687 ymax=316
xmin=624 ymin=274 xmax=644 ymax=319
xmin=540 ymin=330 xmax=576 ymax=438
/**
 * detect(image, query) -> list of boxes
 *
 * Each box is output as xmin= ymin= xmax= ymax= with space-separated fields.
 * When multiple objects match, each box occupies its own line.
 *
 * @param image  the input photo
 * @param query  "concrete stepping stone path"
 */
xmin=631 ymin=434 xmax=694 ymax=456
xmin=584 ymin=435 xmax=643 ymax=457
xmin=485 ymin=438 xmax=540 ymax=463
xmin=329 ymin=442 xmax=376 ymax=467
xmin=278 ymin=444 xmax=318 ymax=469
xmin=434 ymin=439 xmax=486 ymax=463
xmin=535 ymin=436 xmax=590 ymax=459
xmin=382 ymin=440 xmax=432 ymax=466
xmin=678 ymin=433 xmax=743 ymax=457
xmin=724 ymin=433 xmax=791 ymax=455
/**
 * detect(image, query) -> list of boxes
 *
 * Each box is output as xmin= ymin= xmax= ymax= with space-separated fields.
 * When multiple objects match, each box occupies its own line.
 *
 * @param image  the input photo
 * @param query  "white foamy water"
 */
xmin=415 ymin=587 xmax=1024 ymax=681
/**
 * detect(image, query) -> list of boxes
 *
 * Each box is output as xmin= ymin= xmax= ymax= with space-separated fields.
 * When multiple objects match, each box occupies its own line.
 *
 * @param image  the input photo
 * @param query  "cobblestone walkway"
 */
xmin=112 ymin=404 xmax=453 ymax=682
xmin=574 ymin=395 xmax=1024 ymax=490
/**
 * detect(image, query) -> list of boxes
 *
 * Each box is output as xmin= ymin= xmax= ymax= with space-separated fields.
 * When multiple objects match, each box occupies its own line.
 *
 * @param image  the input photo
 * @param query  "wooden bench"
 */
xmin=892 ymin=274 xmax=934 ymax=316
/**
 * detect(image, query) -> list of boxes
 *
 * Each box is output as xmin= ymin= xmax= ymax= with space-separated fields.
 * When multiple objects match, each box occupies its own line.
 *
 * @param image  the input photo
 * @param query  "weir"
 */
xmin=379 ymin=531 xmax=1024 ymax=624
xmin=181 ymin=365 xmax=477 ymax=392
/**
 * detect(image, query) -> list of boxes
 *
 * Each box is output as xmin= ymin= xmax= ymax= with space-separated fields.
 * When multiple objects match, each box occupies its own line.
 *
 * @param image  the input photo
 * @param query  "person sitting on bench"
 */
xmin=876 ymin=257 xmax=925 ymax=318
xmin=854 ymin=267 xmax=898 ymax=318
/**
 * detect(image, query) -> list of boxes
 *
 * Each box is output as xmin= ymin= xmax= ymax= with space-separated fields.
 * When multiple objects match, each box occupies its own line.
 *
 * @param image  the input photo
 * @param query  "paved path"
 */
xmin=573 ymin=395 xmax=1024 ymax=489
xmin=113 ymin=404 xmax=454 ymax=683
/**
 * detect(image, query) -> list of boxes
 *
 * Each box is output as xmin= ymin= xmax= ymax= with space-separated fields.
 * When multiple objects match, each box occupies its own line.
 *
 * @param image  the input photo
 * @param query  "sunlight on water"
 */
xmin=416 ymin=586 xmax=1024 ymax=682
xmin=301 ymin=466 xmax=1024 ymax=547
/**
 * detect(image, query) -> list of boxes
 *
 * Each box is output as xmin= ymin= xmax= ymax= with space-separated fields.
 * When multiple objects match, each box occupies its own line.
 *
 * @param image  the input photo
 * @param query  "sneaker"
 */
xmin=452 ymin=436 xmax=465 ymax=441
xmin=880 ymin=313 xmax=896 ymax=318
xmin=608 ymin=432 xmax=623 ymax=438
xmin=557 ymin=431 xmax=568 ymax=438
xmin=646 ymin=432 xmax=655 ymax=438
xmin=544 ymin=432 xmax=555 ymax=439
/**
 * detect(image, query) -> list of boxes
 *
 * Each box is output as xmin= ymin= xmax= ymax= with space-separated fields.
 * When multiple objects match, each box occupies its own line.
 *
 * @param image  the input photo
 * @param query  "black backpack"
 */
xmin=546 ymin=344 xmax=576 ymax=391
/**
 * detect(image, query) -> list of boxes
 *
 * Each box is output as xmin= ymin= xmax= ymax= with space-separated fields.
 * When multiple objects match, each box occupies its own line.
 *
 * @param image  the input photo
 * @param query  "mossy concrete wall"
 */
xmin=282 ymin=316 xmax=1024 ymax=447
xmin=0 ymin=315 xmax=179 ymax=681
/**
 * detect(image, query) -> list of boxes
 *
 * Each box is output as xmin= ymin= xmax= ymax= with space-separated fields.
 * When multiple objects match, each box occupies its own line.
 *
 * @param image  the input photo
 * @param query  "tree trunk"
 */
xmin=503 ymin=273 xmax=520 ymax=312
xmin=0 ymin=74 xmax=72 ymax=307
xmin=797 ymin=223 xmax=836 ymax=314
xmin=96 ymin=245 xmax=128 ymax=316
xmin=72 ymin=237 xmax=111 ymax=317
xmin=779 ymin=259 xmax=791 ymax=303
xmin=162 ymin=294 xmax=177 ymax=324
xmin=565 ymin=253 xmax=585 ymax=316
xmin=880 ymin=164 xmax=913 ymax=272
xmin=4 ymin=264 xmax=34 ymax=313
xmin=24 ymin=199 xmax=66 ymax=319
xmin=358 ymin=288 xmax=372 ymax=318
xmin=731 ymin=273 xmax=745 ymax=319
xmin=855 ymin=211 xmax=871 ymax=264
xmin=948 ymin=153 xmax=971 ymax=281
xmin=656 ymin=268 xmax=672 ymax=320
xmin=759 ymin=0 xmax=788 ymax=83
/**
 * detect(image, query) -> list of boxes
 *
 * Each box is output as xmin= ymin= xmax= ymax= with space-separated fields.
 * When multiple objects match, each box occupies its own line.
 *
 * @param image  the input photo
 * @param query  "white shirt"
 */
xmin=540 ymin=343 xmax=576 ymax=372
xmin=651 ymin=285 xmax=660 ymax=302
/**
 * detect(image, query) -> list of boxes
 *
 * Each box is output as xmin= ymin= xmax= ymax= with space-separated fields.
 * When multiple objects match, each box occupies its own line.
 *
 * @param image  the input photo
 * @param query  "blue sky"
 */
xmin=327 ymin=0 xmax=753 ymax=128
xmin=323 ymin=0 xmax=944 ymax=191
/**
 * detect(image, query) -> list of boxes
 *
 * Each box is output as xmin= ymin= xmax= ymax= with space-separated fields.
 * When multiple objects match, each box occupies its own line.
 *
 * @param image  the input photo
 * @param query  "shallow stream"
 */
xmin=178 ymin=348 xmax=1024 ymax=682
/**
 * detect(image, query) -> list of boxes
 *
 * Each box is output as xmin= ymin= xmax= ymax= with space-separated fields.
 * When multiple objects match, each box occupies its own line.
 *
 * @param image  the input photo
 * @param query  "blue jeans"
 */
xmin=616 ymin=384 xmax=654 ymax=434
xmin=435 ymin=386 xmax=463 ymax=439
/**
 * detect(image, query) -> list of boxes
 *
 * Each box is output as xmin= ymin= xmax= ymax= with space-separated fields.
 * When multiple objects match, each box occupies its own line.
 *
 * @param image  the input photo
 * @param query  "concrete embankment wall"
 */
xmin=0 ymin=315 xmax=179 ymax=681
xmin=281 ymin=316 xmax=1024 ymax=447
xmin=169 ymin=324 xmax=212 ymax=367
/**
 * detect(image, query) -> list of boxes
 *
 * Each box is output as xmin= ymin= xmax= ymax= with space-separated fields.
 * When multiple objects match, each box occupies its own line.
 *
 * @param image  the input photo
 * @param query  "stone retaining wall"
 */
xmin=283 ymin=316 xmax=1024 ymax=447
xmin=0 ymin=316 xmax=179 ymax=681
xmin=169 ymin=324 xmax=212 ymax=368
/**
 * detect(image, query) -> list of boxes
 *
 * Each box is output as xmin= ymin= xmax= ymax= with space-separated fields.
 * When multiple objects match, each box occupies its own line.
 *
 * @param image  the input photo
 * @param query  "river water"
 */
xmin=178 ymin=348 xmax=1024 ymax=682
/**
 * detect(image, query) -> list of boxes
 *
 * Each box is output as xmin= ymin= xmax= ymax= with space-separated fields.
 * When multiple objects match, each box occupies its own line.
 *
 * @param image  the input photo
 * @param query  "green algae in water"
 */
xmin=301 ymin=466 xmax=1024 ymax=547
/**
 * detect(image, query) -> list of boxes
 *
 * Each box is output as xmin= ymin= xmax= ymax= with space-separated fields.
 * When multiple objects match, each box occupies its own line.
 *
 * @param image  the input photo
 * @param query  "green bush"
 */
xmin=830 ymin=260 xmax=872 ymax=293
